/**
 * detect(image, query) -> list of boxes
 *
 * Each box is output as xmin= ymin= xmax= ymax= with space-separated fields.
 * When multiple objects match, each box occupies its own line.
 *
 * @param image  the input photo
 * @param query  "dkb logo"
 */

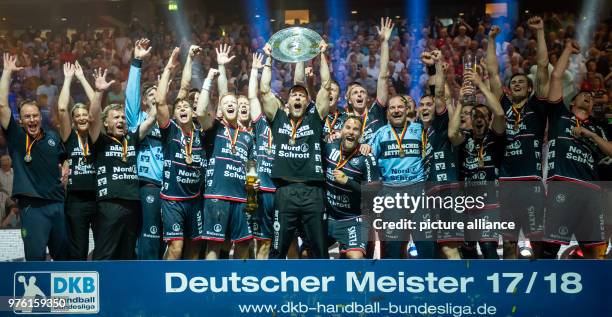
xmin=14 ymin=271 xmax=99 ymax=314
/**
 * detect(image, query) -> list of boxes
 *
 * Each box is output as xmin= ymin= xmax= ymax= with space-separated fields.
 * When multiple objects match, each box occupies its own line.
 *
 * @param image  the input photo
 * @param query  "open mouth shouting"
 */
xmin=115 ymin=122 xmax=126 ymax=135
xmin=26 ymin=122 xmax=40 ymax=136
xmin=75 ymin=119 xmax=88 ymax=130
xmin=473 ymin=119 xmax=486 ymax=135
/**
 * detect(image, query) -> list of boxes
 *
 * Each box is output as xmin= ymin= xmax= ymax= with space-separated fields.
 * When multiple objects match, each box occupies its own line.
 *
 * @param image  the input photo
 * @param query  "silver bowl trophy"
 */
xmin=462 ymin=53 xmax=479 ymax=106
xmin=268 ymin=27 xmax=323 ymax=63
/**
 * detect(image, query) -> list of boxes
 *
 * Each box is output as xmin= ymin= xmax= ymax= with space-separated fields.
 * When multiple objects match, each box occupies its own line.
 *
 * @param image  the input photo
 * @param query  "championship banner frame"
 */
xmin=1 ymin=260 xmax=610 ymax=316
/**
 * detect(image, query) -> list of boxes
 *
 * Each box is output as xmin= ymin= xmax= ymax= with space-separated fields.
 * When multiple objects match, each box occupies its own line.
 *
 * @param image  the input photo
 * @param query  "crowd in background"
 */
xmin=0 ymin=10 xmax=610 ymax=228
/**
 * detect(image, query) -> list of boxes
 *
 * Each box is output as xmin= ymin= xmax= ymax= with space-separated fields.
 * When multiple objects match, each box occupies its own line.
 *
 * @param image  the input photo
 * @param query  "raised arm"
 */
xmin=216 ymin=44 xmax=235 ymax=95
xmin=139 ymin=99 xmax=157 ymax=140
xmin=156 ymin=47 xmax=180 ymax=116
xmin=574 ymin=127 xmax=612 ymax=157
xmin=466 ymin=69 xmax=505 ymax=135
xmin=376 ymin=17 xmax=394 ymax=106
xmin=549 ymin=40 xmax=579 ymax=102
xmin=126 ymin=38 xmax=151 ymax=129
xmin=58 ymin=63 xmax=75 ymax=142
xmin=0 ymin=54 xmax=23 ymax=129
xmin=427 ymin=50 xmax=448 ymax=114
xmin=196 ymin=68 xmax=219 ymax=131
xmin=249 ymin=52 xmax=264 ymax=120
xmin=74 ymin=61 xmax=94 ymax=102
xmin=316 ymin=41 xmax=331 ymax=120
xmin=448 ymin=86 xmax=472 ymax=145
xmin=90 ymin=68 xmax=115 ymax=143
xmin=486 ymin=25 xmax=503 ymax=99
xmin=528 ymin=16 xmax=549 ymax=98
xmin=294 ymin=61 xmax=305 ymax=86
xmin=177 ymin=45 xmax=202 ymax=100
xmin=305 ymin=66 xmax=316 ymax=99
xmin=260 ymin=44 xmax=279 ymax=121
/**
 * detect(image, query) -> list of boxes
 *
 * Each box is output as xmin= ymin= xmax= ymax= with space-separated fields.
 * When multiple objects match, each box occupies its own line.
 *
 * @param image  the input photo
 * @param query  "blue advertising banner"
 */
xmin=0 ymin=260 xmax=610 ymax=316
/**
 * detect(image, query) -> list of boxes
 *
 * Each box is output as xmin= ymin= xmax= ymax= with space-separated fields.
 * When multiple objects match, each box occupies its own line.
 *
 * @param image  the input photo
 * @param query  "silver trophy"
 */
xmin=462 ymin=54 xmax=478 ymax=106
xmin=268 ymin=27 xmax=323 ymax=63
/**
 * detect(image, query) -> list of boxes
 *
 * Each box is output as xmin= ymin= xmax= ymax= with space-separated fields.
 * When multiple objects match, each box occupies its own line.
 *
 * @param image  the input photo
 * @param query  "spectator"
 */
xmin=35 ymin=74 xmax=58 ymax=108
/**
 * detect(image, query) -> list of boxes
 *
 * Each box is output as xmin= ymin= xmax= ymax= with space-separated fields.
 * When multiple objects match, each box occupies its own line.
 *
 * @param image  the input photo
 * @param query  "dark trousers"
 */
xmin=269 ymin=182 xmax=328 ymax=259
xmin=65 ymin=191 xmax=97 ymax=260
xmin=136 ymin=184 xmax=163 ymax=260
xmin=19 ymin=196 xmax=68 ymax=261
xmin=93 ymin=199 xmax=140 ymax=260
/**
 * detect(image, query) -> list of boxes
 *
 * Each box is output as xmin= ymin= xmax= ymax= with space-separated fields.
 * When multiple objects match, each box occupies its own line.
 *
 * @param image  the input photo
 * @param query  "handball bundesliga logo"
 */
xmin=13 ymin=271 xmax=99 ymax=314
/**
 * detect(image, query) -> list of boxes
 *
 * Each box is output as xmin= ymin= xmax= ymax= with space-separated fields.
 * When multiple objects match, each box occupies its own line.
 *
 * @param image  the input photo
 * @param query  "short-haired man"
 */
xmin=89 ymin=68 xmax=157 ymax=260
xmin=0 ymin=53 xmax=68 ymax=261
xmin=325 ymin=116 xmax=381 ymax=259
xmin=260 ymin=39 xmax=332 ymax=259
xmin=486 ymin=18 xmax=552 ymax=259
xmin=125 ymin=39 xmax=165 ymax=260
xmin=544 ymin=40 xmax=612 ymax=259
xmin=449 ymin=70 xmax=506 ymax=259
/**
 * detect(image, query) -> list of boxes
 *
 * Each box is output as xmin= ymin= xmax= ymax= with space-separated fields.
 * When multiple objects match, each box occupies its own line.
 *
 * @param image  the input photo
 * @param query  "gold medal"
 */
xmin=266 ymin=148 xmax=272 ymax=155
xmin=225 ymin=123 xmax=240 ymax=155
xmin=390 ymin=120 xmax=408 ymax=159
xmin=110 ymin=136 xmax=128 ymax=164
xmin=335 ymin=144 xmax=359 ymax=170
xmin=182 ymin=124 xmax=195 ymax=164
xmin=289 ymin=117 xmax=303 ymax=147
xmin=478 ymin=158 xmax=484 ymax=167
xmin=24 ymin=155 xmax=32 ymax=163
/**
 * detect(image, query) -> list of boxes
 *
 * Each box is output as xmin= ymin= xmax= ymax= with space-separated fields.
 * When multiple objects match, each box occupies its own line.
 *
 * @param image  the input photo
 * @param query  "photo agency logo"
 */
xmin=13 ymin=271 xmax=99 ymax=314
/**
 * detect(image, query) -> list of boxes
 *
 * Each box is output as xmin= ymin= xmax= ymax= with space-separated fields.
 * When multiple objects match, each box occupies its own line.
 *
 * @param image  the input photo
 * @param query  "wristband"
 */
xmin=131 ymin=58 xmax=143 ymax=68
xmin=202 ymin=78 xmax=212 ymax=91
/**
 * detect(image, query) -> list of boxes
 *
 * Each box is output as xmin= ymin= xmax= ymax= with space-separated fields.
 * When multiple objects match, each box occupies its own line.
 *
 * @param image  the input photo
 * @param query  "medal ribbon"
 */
xmin=225 ymin=124 xmax=240 ymax=152
xmin=267 ymin=128 xmax=273 ymax=153
xmin=421 ymin=129 xmax=428 ymax=159
xmin=289 ymin=117 xmax=303 ymax=144
xmin=25 ymin=132 xmax=43 ymax=159
xmin=478 ymin=138 xmax=485 ymax=166
xmin=359 ymin=109 xmax=369 ymax=137
xmin=109 ymin=136 xmax=128 ymax=161
xmin=511 ymin=99 xmax=527 ymax=130
xmin=77 ymin=134 xmax=89 ymax=158
xmin=335 ymin=144 xmax=360 ymax=170
xmin=390 ymin=120 xmax=408 ymax=156
xmin=183 ymin=123 xmax=195 ymax=160
xmin=326 ymin=111 xmax=339 ymax=132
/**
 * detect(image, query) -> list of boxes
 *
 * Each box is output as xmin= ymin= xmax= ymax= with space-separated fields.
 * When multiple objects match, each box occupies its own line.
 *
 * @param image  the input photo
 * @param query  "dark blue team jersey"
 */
xmin=459 ymin=130 xmax=505 ymax=182
xmin=546 ymin=99 xmax=609 ymax=185
xmin=3 ymin=116 xmax=66 ymax=201
xmin=322 ymin=110 xmax=344 ymax=137
xmin=423 ymin=110 xmax=460 ymax=183
xmin=159 ymin=120 xmax=204 ymax=200
xmin=203 ymin=120 xmax=255 ymax=202
xmin=252 ymin=114 xmax=275 ymax=192
xmin=499 ymin=95 xmax=547 ymax=180
xmin=339 ymin=101 xmax=387 ymax=144
xmin=324 ymin=141 xmax=381 ymax=219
